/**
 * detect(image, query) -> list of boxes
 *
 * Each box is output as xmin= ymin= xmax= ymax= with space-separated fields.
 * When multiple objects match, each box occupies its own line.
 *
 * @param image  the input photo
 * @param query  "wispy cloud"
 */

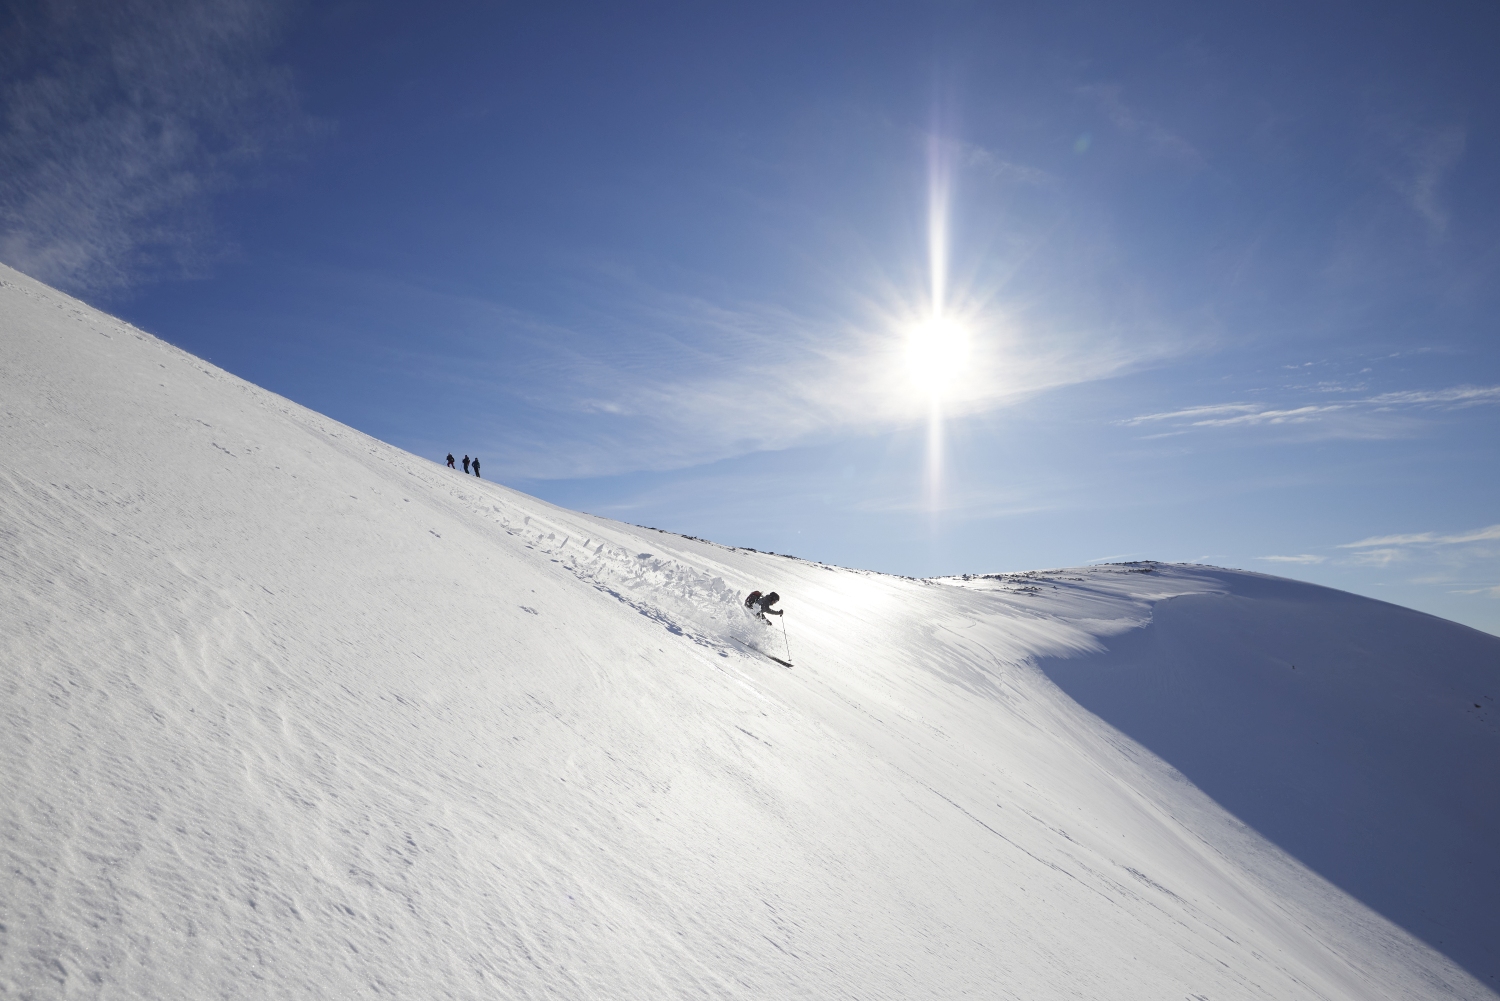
xmin=1120 ymin=385 xmax=1500 ymax=436
xmin=963 ymin=144 xmax=1051 ymax=187
xmin=1124 ymin=403 xmax=1261 ymax=424
xmin=1173 ymin=404 xmax=1340 ymax=428
xmin=1365 ymin=386 xmax=1500 ymax=407
xmin=1337 ymin=524 xmax=1500 ymax=586
xmin=1346 ymin=547 xmax=1407 ymax=567
xmin=0 ymin=0 xmax=314 ymax=295
xmin=559 ymin=292 xmax=1193 ymax=476
xmin=1254 ymin=526 xmax=1500 ymax=593
xmin=1377 ymin=121 xmax=1466 ymax=238
xmin=361 ymin=255 xmax=1200 ymax=479
xmin=516 ymin=293 xmax=1175 ymax=476
xmin=1077 ymin=84 xmax=1203 ymax=167
xmin=1339 ymin=525 xmax=1500 ymax=549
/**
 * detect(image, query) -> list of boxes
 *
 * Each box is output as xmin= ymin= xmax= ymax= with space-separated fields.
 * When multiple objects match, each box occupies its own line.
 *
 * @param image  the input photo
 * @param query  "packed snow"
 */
xmin=2 ymin=262 xmax=1497 ymax=999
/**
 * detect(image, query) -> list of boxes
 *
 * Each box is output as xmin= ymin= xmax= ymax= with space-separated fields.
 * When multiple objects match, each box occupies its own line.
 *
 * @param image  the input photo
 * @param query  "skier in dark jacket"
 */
xmin=745 ymin=590 xmax=783 ymax=620
xmin=462 ymin=455 xmax=471 ymax=473
xmin=447 ymin=453 xmax=456 ymax=468
xmin=472 ymin=457 xmax=480 ymax=478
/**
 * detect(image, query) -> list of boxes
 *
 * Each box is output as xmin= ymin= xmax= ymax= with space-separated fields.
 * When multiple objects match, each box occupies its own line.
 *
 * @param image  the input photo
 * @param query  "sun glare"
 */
xmin=909 ymin=125 xmax=970 ymax=513
xmin=905 ymin=315 xmax=970 ymax=398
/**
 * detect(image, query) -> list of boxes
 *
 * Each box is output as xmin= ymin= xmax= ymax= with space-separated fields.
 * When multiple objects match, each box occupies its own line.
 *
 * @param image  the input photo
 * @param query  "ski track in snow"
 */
xmin=2 ymin=264 xmax=1498 ymax=1000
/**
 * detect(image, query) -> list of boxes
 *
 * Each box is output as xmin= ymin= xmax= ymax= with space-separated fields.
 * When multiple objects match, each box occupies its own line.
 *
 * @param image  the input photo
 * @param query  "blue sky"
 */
xmin=3 ymin=0 xmax=1499 ymax=633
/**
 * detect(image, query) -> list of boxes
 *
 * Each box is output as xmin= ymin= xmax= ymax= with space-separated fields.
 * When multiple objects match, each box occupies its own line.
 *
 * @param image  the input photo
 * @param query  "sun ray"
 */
xmin=919 ymin=131 xmax=961 ymax=513
xmin=928 ymin=133 xmax=950 ymax=318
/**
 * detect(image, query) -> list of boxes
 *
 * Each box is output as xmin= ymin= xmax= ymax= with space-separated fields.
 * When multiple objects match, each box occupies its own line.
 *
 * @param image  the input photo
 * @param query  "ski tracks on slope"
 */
xmin=262 ymin=399 xmax=771 ymax=665
xmin=412 ymin=467 xmax=761 ymax=659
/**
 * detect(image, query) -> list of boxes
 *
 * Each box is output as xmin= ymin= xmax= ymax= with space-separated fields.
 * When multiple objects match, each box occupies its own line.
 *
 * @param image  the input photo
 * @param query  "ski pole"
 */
xmin=781 ymin=615 xmax=793 ymax=665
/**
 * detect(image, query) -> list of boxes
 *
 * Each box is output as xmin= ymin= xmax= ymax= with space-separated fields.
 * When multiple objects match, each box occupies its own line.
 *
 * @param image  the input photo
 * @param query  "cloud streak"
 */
xmin=1120 ymin=385 xmax=1500 ymax=436
xmin=1340 ymin=525 xmax=1500 ymax=549
xmin=1378 ymin=121 xmax=1466 ymax=238
xmin=1336 ymin=524 xmax=1500 ymax=583
xmin=1254 ymin=527 xmax=1499 ymax=593
xmin=517 ymin=288 xmax=1191 ymax=478
xmin=1077 ymin=83 xmax=1203 ymax=168
xmin=355 ymin=259 xmax=1198 ymax=481
xmin=963 ymin=143 xmax=1052 ymax=187
xmin=0 ymin=0 xmax=313 ymax=294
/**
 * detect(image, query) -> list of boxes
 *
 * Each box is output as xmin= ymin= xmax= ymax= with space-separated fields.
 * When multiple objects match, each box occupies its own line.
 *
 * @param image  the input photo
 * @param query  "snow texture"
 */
xmin=2 ymin=262 xmax=1497 ymax=999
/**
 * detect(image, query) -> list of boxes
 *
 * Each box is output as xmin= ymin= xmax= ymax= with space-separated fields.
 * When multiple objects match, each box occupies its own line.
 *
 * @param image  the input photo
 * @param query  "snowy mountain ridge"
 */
xmin=2 ymin=263 xmax=1497 ymax=999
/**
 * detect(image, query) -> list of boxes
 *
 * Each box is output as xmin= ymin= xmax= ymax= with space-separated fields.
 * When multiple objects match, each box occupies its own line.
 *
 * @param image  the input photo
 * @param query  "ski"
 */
xmin=731 ymin=636 xmax=792 ymax=668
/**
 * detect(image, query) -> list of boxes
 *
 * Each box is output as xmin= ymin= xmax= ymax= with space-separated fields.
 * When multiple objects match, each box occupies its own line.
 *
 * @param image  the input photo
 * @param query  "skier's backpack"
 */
xmin=745 ymin=590 xmax=763 ymax=609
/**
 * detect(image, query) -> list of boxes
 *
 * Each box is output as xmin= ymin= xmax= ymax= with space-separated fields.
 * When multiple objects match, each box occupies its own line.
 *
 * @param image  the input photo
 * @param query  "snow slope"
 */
xmin=2 ymin=262 xmax=1496 ymax=1000
xmin=1026 ymin=569 xmax=1500 ymax=986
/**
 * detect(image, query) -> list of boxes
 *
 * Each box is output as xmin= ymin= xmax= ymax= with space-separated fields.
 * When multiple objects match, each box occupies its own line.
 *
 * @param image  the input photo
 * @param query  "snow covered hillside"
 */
xmin=2 ymin=262 xmax=1496 ymax=1000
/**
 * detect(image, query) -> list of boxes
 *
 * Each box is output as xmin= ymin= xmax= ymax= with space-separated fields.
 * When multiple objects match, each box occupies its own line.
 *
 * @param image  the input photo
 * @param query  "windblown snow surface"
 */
xmin=2 ymin=262 xmax=1497 ymax=1001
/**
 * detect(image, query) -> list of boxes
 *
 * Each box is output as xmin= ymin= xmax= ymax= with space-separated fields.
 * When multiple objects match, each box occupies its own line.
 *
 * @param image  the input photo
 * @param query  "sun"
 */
xmin=904 ymin=315 xmax=970 ymax=398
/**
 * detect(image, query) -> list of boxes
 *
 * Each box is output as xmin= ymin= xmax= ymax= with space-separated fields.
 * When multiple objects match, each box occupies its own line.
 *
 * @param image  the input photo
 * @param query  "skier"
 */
xmin=740 ymin=590 xmax=794 ymax=666
xmin=472 ymin=457 xmax=481 ymax=478
xmin=744 ymin=590 xmax=783 ymax=621
xmin=446 ymin=453 xmax=456 ymax=469
xmin=462 ymin=455 xmax=471 ymax=473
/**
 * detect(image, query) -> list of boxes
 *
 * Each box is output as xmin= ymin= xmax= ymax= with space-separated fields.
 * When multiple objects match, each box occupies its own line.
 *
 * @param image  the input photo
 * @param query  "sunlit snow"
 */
xmin=2 ymin=263 xmax=1496 ymax=999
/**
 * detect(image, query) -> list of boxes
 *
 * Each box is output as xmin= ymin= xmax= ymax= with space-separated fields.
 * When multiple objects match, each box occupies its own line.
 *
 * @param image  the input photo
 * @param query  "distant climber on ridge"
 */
xmin=472 ymin=457 xmax=480 ymax=478
xmin=446 ymin=453 xmax=456 ymax=468
xmin=462 ymin=455 xmax=470 ymax=473
xmin=745 ymin=590 xmax=783 ymax=621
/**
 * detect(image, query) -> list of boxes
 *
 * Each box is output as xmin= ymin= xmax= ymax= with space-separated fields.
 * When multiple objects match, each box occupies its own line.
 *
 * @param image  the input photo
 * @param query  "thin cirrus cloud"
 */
xmin=1376 ymin=120 xmax=1467 ymax=239
xmin=1076 ymin=83 xmax=1204 ymax=168
xmin=1339 ymin=524 xmax=1500 ymax=549
xmin=0 ymin=0 xmax=313 ymax=295
xmin=378 ymin=242 xmax=1203 ymax=481
xmin=1336 ymin=524 xmax=1500 ymax=573
xmin=963 ymin=144 xmax=1053 ymax=187
xmin=1120 ymin=385 xmax=1500 ymax=436
xmin=529 ymin=159 xmax=1219 ymax=480
xmin=482 ymin=119 xmax=1214 ymax=479
xmin=498 ymin=290 xmax=1190 ymax=479
xmin=1259 ymin=525 xmax=1500 ymax=577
